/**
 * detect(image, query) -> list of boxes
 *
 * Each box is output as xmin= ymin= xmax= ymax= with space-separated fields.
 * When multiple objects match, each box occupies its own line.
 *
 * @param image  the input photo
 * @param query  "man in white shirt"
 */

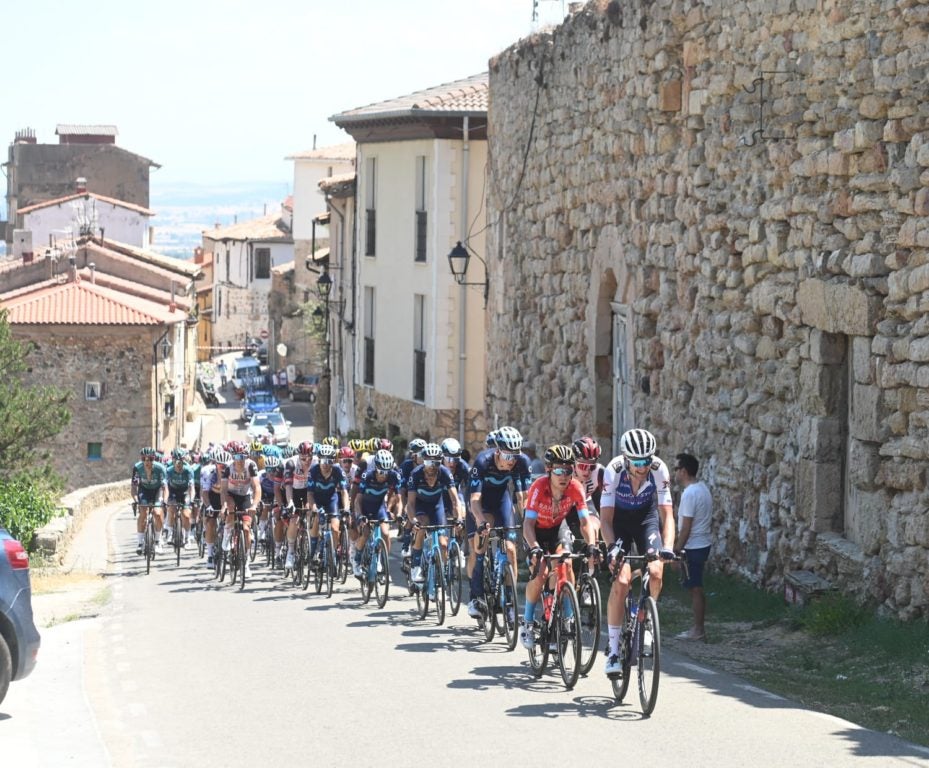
xmin=674 ymin=453 xmax=713 ymax=641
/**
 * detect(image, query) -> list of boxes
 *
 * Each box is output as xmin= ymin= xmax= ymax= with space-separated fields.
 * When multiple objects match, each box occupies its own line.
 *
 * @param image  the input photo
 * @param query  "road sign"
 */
xmin=260 ymin=329 xmax=269 ymax=339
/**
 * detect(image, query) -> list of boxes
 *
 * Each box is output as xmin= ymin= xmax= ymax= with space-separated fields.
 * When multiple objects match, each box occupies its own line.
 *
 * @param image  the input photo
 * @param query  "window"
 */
xmin=87 ymin=442 xmax=102 ymax=461
xmin=85 ymin=381 xmax=102 ymax=400
xmin=415 ymin=156 xmax=427 ymax=262
xmin=225 ymin=248 xmax=230 ymax=281
xmin=255 ymin=247 xmax=271 ymax=279
xmin=365 ymin=157 xmax=377 ymax=256
xmin=363 ymin=286 xmax=375 ymax=386
xmin=413 ymin=294 xmax=426 ymax=402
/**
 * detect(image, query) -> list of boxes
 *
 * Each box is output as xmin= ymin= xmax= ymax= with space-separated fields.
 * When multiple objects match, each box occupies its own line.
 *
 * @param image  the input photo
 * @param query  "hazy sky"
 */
xmin=5 ymin=0 xmax=571 ymax=186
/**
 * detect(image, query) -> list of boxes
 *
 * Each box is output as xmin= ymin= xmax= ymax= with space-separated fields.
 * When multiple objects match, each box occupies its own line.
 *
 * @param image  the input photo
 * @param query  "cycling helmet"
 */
xmin=377 ymin=438 xmax=393 ymax=452
xmin=171 ymin=447 xmax=188 ymax=461
xmin=544 ymin=444 xmax=575 ymax=466
xmin=374 ymin=449 xmax=396 ymax=471
xmin=440 ymin=437 xmax=462 ymax=458
xmin=493 ymin=425 xmax=523 ymax=452
xmin=422 ymin=443 xmax=443 ymax=461
xmin=485 ymin=430 xmax=498 ymax=447
xmin=263 ymin=455 xmax=282 ymax=469
xmin=226 ymin=439 xmax=247 ymax=455
xmin=338 ymin=446 xmax=355 ymax=460
xmin=317 ymin=443 xmax=338 ymax=461
xmin=620 ymin=428 xmax=656 ymax=460
xmin=572 ymin=436 xmax=601 ymax=461
xmin=261 ymin=444 xmax=278 ymax=456
xmin=214 ymin=449 xmax=233 ymax=465
xmin=199 ymin=452 xmax=211 ymax=465
xmin=348 ymin=438 xmax=366 ymax=453
xmin=140 ymin=446 xmax=157 ymax=457
xmin=280 ymin=443 xmax=296 ymax=458
xmin=364 ymin=438 xmax=379 ymax=453
xmin=249 ymin=440 xmax=263 ymax=454
xmin=189 ymin=451 xmax=201 ymax=464
xmin=408 ymin=438 xmax=427 ymax=454
xmin=297 ymin=440 xmax=314 ymax=456
xmin=322 ymin=435 xmax=340 ymax=448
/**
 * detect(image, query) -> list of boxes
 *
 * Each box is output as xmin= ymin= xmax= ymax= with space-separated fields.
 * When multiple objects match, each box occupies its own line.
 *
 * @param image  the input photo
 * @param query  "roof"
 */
xmin=73 ymin=265 xmax=191 ymax=311
xmin=283 ymin=195 xmax=294 ymax=211
xmin=287 ymin=141 xmax=356 ymax=161
xmin=17 ymin=191 xmax=155 ymax=216
xmin=271 ymin=260 xmax=295 ymax=276
xmin=1 ymin=277 xmax=185 ymax=326
xmin=202 ymin=213 xmax=293 ymax=242
xmin=55 ymin=124 xmax=118 ymax=137
xmin=331 ymin=73 xmax=488 ymax=125
xmin=310 ymin=247 xmax=330 ymax=263
xmin=319 ymin=172 xmax=356 ymax=197
xmin=85 ymin=238 xmax=202 ymax=279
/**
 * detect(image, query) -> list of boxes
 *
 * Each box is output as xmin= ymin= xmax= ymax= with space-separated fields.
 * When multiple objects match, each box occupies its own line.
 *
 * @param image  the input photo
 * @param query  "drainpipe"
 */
xmin=458 ymin=116 xmax=470 ymax=446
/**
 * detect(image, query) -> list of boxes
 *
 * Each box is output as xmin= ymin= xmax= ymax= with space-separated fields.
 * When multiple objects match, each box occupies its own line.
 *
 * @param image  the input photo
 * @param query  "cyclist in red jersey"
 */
xmin=520 ymin=445 xmax=597 ymax=649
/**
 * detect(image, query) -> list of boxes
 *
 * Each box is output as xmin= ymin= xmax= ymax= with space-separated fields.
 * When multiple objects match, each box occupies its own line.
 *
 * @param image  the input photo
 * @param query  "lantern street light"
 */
xmin=446 ymin=241 xmax=488 ymax=306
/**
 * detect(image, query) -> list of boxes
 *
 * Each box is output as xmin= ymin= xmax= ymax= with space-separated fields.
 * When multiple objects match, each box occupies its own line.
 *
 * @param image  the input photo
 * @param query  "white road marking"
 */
xmin=675 ymin=662 xmax=716 ymax=675
xmin=734 ymin=683 xmax=786 ymax=701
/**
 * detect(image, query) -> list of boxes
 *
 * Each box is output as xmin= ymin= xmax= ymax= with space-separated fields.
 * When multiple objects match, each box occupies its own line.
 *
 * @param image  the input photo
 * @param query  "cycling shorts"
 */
xmin=167 ymin=487 xmax=189 ymax=505
xmin=414 ymin=504 xmax=447 ymax=528
xmin=534 ymin=525 xmax=562 ymax=555
xmin=228 ymin=493 xmax=253 ymax=513
xmin=609 ymin=509 xmax=662 ymax=558
xmin=208 ymin=491 xmax=222 ymax=513
xmin=138 ymin=487 xmax=161 ymax=506
xmin=291 ymin=488 xmax=308 ymax=509
xmin=261 ymin=490 xmax=276 ymax=506
xmin=466 ymin=500 xmax=516 ymax=537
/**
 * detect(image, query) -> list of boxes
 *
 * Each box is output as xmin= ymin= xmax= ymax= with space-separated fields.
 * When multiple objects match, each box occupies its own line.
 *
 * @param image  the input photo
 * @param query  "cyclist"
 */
xmin=441 ymin=437 xmax=470 ymax=567
xmin=559 ymin=436 xmax=605 ymax=556
xmin=322 ymin=435 xmax=341 ymax=449
xmin=249 ymin=440 xmax=266 ymax=472
xmin=306 ymin=443 xmax=349 ymax=565
xmin=600 ymin=428 xmax=676 ymax=676
xmin=352 ymin=449 xmax=403 ymax=577
xmin=281 ymin=440 xmax=317 ymax=569
xmin=466 ymin=426 xmax=531 ymax=619
xmin=257 ymin=454 xmax=285 ymax=548
xmin=165 ymin=447 xmax=196 ymax=548
xmin=190 ymin=451 xmax=206 ymax=543
xmin=200 ymin=449 xmax=229 ymax=569
xmin=407 ymin=442 xmax=460 ymax=582
xmin=520 ymin=445 xmax=596 ymax=648
xmin=398 ymin=437 xmax=426 ymax=556
xmin=220 ymin=448 xmax=261 ymax=578
xmin=133 ymin=447 xmax=167 ymax=555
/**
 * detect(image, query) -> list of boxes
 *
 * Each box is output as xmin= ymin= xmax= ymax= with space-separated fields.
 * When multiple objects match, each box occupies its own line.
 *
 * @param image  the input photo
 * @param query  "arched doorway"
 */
xmin=593 ymin=266 xmax=634 ymax=456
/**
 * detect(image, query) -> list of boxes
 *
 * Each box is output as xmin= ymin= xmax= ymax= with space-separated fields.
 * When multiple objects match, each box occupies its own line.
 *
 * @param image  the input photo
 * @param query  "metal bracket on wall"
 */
xmin=739 ymin=70 xmax=794 ymax=147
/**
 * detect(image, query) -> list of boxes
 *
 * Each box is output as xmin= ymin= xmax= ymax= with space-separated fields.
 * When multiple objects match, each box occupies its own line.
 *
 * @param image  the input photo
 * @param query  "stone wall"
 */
xmin=486 ymin=0 xmax=929 ymax=618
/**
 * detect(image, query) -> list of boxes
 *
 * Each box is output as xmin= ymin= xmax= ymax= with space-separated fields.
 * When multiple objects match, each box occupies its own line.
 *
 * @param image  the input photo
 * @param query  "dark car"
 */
xmin=0 ymin=527 xmax=40 ymax=705
xmin=288 ymin=374 xmax=318 ymax=403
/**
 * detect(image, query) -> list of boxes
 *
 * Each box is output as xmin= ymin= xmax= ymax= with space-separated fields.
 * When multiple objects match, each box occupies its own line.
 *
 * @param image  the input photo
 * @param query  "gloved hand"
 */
xmin=659 ymin=547 xmax=676 ymax=561
xmin=587 ymin=543 xmax=602 ymax=560
xmin=606 ymin=543 xmax=622 ymax=569
xmin=526 ymin=546 xmax=543 ymax=568
xmin=478 ymin=521 xmax=490 ymax=534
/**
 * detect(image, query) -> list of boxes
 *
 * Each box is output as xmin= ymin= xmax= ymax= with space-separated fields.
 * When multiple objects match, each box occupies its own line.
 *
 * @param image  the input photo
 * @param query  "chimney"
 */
xmin=14 ymin=127 xmax=36 ymax=144
xmin=169 ymin=281 xmax=177 ymax=312
xmin=76 ymin=177 xmax=88 ymax=193
xmin=68 ymin=253 xmax=77 ymax=282
xmin=88 ymin=262 xmax=96 ymax=284
xmin=313 ymin=134 xmax=317 ymax=150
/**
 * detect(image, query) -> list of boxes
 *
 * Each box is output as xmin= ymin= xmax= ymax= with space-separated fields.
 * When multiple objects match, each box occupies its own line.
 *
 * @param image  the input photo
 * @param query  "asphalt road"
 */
xmin=4 ymin=497 xmax=929 ymax=767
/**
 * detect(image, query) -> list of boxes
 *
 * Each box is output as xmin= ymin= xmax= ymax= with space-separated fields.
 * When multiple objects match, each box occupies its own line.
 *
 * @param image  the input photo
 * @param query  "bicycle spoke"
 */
xmin=637 ymin=596 xmax=661 ymax=715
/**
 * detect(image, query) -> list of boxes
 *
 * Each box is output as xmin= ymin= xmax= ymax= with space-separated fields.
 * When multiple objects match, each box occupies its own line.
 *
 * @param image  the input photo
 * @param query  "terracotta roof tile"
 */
xmin=202 ymin=213 xmax=293 ymax=242
xmin=17 ymin=191 xmax=155 ymax=216
xmin=1 ymin=278 xmax=184 ymax=326
xmin=331 ymin=73 xmax=487 ymax=125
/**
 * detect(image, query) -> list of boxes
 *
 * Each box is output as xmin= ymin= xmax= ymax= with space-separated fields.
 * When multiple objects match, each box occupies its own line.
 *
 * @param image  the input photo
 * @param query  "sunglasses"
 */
xmin=318 ymin=458 xmax=333 ymax=465
xmin=233 ymin=453 xmax=247 ymax=461
xmin=340 ymin=458 xmax=354 ymax=464
xmin=423 ymin=460 xmax=440 ymax=467
xmin=575 ymin=462 xmax=595 ymax=472
xmin=142 ymin=457 xmax=154 ymax=462
xmin=498 ymin=451 xmax=519 ymax=461
xmin=629 ymin=457 xmax=652 ymax=468
xmin=551 ymin=467 xmax=573 ymax=477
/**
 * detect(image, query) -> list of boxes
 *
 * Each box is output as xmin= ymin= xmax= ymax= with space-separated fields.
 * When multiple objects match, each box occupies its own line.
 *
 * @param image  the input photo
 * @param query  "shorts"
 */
xmin=414 ymin=503 xmax=447 ymax=528
xmin=609 ymin=510 xmax=662 ymax=558
xmin=208 ymin=490 xmax=222 ymax=513
xmin=465 ymin=502 xmax=517 ymax=537
xmin=682 ymin=546 xmax=711 ymax=588
xmin=167 ymin=487 xmax=189 ymax=506
xmin=260 ymin=491 xmax=276 ymax=507
xmin=291 ymin=488 xmax=308 ymax=509
xmin=138 ymin=487 xmax=161 ymax=506
xmin=228 ymin=493 xmax=253 ymax=514
xmin=558 ymin=503 xmax=597 ymax=549
xmin=534 ymin=525 xmax=563 ymax=554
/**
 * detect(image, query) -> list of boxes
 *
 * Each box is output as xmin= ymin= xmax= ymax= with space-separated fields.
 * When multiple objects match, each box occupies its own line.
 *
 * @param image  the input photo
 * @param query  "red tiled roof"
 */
xmin=202 ymin=213 xmax=292 ymax=242
xmin=1 ymin=278 xmax=183 ymax=326
xmin=331 ymin=74 xmax=488 ymax=125
xmin=17 ymin=191 xmax=155 ymax=216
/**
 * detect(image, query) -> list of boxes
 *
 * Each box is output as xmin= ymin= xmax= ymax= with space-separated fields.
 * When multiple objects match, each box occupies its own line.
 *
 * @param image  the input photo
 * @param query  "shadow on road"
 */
xmin=504 ymin=694 xmax=635 ymax=721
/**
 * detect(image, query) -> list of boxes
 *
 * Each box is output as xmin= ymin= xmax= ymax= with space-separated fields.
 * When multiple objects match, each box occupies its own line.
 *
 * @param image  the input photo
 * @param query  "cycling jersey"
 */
xmin=407 ymin=464 xmax=455 ymax=524
xmin=577 ymin=463 xmax=606 ymax=513
xmin=601 ymin=456 xmax=672 ymax=514
xmin=399 ymin=457 xmax=421 ymax=485
xmin=308 ymin=464 xmax=347 ymax=510
xmin=283 ymin=456 xmax=314 ymax=490
xmin=222 ymin=460 xmax=259 ymax=497
xmin=468 ymin=448 xmax=532 ymax=509
xmin=166 ymin=464 xmax=195 ymax=491
xmin=524 ymin=476 xmax=587 ymax=530
xmin=259 ymin=467 xmax=283 ymax=500
xmin=200 ymin=465 xmax=218 ymax=493
xmin=133 ymin=461 xmax=166 ymax=491
xmin=357 ymin=469 xmax=402 ymax=520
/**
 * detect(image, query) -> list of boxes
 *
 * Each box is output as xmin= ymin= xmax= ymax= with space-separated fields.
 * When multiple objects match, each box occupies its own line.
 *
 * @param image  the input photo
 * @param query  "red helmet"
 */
xmin=377 ymin=438 xmax=393 ymax=452
xmin=298 ymin=440 xmax=314 ymax=456
xmin=226 ymin=439 xmax=247 ymax=455
xmin=338 ymin=446 xmax=354 ymax=460
xmin=572 ymin=436 xmax=601 ymax=461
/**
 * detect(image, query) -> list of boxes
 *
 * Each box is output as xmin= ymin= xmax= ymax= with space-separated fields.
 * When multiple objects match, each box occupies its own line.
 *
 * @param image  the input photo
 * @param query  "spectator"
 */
xmin=524 ymin=441 xmax=546 ymax=480
xmin=217 ymin=360 xmax=228 ymax=387
xmin=673 ymin=452 xmax=712 ymax=641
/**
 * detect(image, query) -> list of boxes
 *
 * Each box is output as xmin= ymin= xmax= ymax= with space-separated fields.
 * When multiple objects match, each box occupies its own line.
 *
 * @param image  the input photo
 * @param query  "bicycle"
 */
xmin=168 ymin=500 xmax=189 ymax=567
xmin=356 ymin=517 xmax=389 ymax=609
xmin=336 ymin=512 xmax=351 ymax=584
xmin=476 ymin=526 xmax=519 ymax=651
xmin=525 ymin=551 xmax=583 ymax=690
xmin=444 ymin=520 xmax=466 ymax=616
xmin=136 ymin=501 xmax=161 ymax=575
xmin=290 ymin=508 xmax=311 ymax=590
xmin=312 ymin=508 xmax=338 ymax=598
xmin=219 ymin=510 xmax=249 ymax=591
xmin=192 ymin=499 xmax=207 ymax=559
xmin=607 ymin=550 xmax=684 ymax=715
xmin=412 ymin=524 xmax=447 ymax=625
xmin=574 ymin=542 xmax=603 ymax=676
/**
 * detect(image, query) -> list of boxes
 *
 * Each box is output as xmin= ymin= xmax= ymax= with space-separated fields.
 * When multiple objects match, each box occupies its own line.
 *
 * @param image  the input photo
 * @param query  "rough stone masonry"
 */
xmin=485 ymin=0 xmax=929 ymax=618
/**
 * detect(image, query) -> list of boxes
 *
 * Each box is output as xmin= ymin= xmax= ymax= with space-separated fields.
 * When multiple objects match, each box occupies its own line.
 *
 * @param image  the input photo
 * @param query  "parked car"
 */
xmin=0 ymin=527 xmax=40 ymax=706
xmin=240 ymin=390 xmax=280 ymax=422
xmin=288 ymin=374 xmax=319 ymax=403
xmin=246 ymin=412 xmax=292 ymax=445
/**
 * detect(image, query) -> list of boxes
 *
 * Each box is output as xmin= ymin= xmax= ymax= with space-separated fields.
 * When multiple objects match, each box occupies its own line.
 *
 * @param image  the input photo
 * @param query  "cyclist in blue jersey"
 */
xmin=305 ymin=443 xmax=349 ymax=565
xmin=352 ymin=449 xmax=403 ymax=577
xmin=257 ymin=455 xmax=285 ymax=548
xmin=398 ymin=438 xmax=426 ymax=557
xmin=441 ymin=437 xmax=470 ymax=567
xmin=133 ymin=447 xmax=167 ymax=555
xmin=467 ymin=426 xmax=531 ymax=619
xmin=165 ymin=447 xmax=196 ymax=548
xmin=407 ymin=443 xmax=460 ymax=582
xmin=600 ymin=428 xmax=676 ymax=676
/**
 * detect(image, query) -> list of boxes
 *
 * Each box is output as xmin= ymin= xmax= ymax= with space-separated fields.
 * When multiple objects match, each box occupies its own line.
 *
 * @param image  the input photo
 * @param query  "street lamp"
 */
xmin=446 ymin=241 xmax=488 ymax=306
xmin=316 ymin=271 xmax=333 ymax=299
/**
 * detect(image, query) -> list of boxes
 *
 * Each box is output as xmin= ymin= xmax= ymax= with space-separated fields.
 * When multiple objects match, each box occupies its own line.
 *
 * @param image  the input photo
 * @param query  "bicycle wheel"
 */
xmin=360 ymin=547 xmax=373 ymax=605
xmin=416 ymin=558 xmax=429 ymax=620
xmin=556 ymin=582 xmax=582 ymax=690
xmin=528 ymin=616 xmax=549 ymax=678
xmin=144 ymin=520 xmax=154 ymax=575
xmin=433 ymin=550 xmax=446 ymax=626
xmin=229 ymin=537 xmax=240 ymax=586
xmin=637 ymin=595 xmax=661 ymax=716
xmin=249 ymin=522 xmax=259 ymax=563
xmin=314 ymin=539 xmax=325 ymax=595
xmin=481 ymin=555 xmax=496 ymax=642
xmin=338 ymin=525 xmax=350 ymax=584
xmin=446 ymin=540 xmax=462 ymax=616
xmin=302 ymin=537 xmax=313 ymax=590
xmin=374 ymin=539 xmax=390 ymax=609
xmin=501 ymin=564 xmax=519 ymax=652
xmin=237 ymin=530 xmax=247 ymax=590
xmin=326 ymin=536 xmax=337 ymax=598
xmin=214 ymin=546 xmax=224 ymax=581
xmin=577 ymin=573 xmax=602 ymax=676
xmin=293 ymin=533 xmax=305 ymax=588
xmin=174 ymin=520 xmax=183 ymax=567
xmin=611 ymin=625 xmax=633 ymax=703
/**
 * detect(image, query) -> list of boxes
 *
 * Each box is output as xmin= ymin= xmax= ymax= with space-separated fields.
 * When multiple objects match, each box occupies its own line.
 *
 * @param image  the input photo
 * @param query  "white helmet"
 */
xmin=620 ymin=428 xmax=656 ymax=460
xmin=493 ymin=426 xmax=523 ymax=452
xmin=440 ymin=437 xmax=462 ymax=458
xmin=374 ymin=449 xmax=395 ymax=471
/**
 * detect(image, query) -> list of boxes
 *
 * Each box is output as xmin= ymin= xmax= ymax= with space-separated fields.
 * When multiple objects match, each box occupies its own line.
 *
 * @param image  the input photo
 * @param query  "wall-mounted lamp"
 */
xmin=317 ymin=271 xmax=333 ymax=299
xmin=447 ymin=241 xmax=489 ymax=307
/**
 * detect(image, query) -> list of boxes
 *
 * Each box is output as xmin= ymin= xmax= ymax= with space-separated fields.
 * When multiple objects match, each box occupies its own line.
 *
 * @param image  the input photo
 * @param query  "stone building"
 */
xmin=3 ymin=125 xmax=158 ymax=249
xmin=485 ymin=0 xmax=929 ymax=617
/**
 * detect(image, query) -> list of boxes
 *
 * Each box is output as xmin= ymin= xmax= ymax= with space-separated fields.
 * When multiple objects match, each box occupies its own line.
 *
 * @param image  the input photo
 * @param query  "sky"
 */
xmin=4 ymin=0 xmax=572 ymax=187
